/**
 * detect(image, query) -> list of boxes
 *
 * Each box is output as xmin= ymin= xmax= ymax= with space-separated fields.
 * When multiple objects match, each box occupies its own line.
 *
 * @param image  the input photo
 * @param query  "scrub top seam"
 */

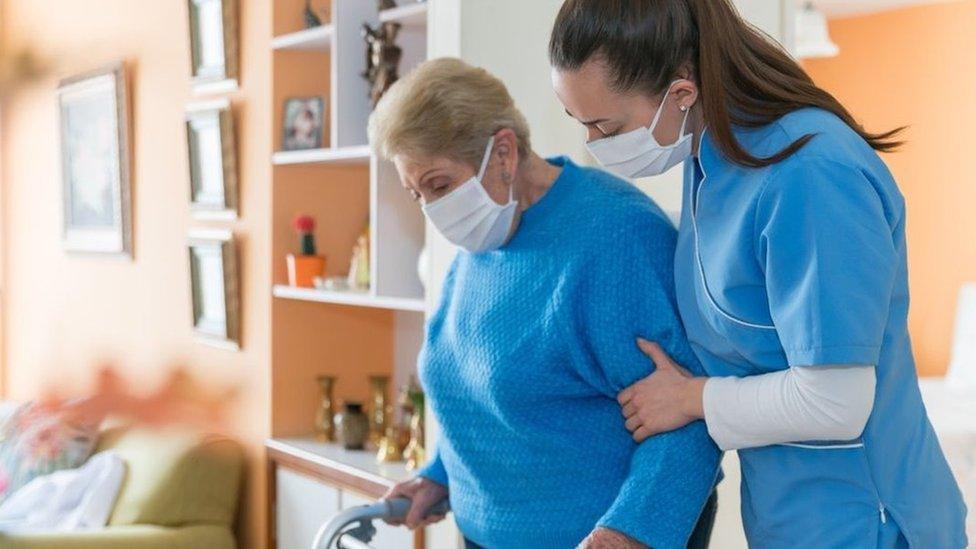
xmin=693 ymin=133 xmax=777 ymax=331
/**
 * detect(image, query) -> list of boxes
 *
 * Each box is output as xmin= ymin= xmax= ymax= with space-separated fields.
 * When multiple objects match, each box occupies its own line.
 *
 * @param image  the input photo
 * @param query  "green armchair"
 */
xmin=0 ymin=426 xmax=243 ymax=549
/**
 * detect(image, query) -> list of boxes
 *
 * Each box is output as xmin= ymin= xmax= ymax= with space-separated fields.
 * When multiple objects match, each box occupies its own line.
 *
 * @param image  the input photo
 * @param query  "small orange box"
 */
xmin=287 ymin=254 xmax=326 ymax=288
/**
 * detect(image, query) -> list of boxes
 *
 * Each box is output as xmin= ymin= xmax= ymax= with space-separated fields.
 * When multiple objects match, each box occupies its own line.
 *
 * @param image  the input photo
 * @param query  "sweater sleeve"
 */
xmin=568 ymin=211 xmax=721 ymax=549
xmin=416 ymin=443 xmax=449 ymax=487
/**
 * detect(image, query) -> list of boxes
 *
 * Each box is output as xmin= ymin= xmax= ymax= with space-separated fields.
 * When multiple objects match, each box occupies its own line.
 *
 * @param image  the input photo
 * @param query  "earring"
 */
xmin=679 ymin=105 xmax=688 ymax=112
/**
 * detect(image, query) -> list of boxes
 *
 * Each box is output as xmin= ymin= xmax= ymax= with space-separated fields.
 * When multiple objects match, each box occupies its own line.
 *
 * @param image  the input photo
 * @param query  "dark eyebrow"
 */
xmin=564 ymin=108 xmax=609 ymax=126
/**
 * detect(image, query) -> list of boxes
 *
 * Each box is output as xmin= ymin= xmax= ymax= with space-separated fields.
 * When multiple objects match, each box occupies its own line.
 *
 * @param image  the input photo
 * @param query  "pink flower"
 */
xmin=293 ymin=215 xmax=315 ymax=233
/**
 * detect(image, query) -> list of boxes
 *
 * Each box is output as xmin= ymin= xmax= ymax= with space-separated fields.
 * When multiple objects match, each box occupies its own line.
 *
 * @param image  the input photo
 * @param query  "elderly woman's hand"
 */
xmin=577 ymin=527 xmax=647 ymax=548
xmin=382 ymin=476 xmax=449 ymax=530
xmin=617 ymin=338 xmax=708 ymax=442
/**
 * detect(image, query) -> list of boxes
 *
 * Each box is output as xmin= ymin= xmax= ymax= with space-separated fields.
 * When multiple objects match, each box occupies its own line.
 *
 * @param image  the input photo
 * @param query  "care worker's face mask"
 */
xmin=421 ymin=137 xmax=517 ymax=253
xmin=586 ymin=81 xmax=693 ymax=179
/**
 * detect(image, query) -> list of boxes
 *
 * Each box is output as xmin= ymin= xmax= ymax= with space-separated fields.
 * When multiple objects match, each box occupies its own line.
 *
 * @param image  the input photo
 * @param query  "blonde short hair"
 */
xmin=368 ymin=57 xmax=532 ymax=168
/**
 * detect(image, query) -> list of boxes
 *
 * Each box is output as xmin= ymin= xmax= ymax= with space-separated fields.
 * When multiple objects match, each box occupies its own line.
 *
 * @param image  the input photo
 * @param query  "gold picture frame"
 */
xmin=185 ymin=98 xmax=238 ymax=219
xmin=188 ymin=229 xmax=241 ymax=350
xmin=187 ymin=0 xmax=239 ymax=93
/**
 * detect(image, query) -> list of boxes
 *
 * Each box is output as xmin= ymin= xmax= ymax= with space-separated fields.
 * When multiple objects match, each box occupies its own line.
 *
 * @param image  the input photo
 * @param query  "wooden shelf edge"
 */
xmin=272 ymin=146 xmax=372 ymax=166
xmin=272 ymin=285 xmax=425 ymax=312
xmin=379 ymin=3 xmax=428 ymax=26
xmin=271 ymin=25 xmax=334 ymax=51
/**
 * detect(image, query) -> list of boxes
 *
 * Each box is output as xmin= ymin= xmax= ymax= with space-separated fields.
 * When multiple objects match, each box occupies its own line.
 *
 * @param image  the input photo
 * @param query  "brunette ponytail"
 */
xmin=549 ymin=0 xmax=903 ymax=168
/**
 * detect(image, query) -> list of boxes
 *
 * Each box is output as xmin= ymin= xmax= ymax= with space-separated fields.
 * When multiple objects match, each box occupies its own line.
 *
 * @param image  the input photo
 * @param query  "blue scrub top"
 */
xmin=673 ymin=108 xmax=967 ymax=548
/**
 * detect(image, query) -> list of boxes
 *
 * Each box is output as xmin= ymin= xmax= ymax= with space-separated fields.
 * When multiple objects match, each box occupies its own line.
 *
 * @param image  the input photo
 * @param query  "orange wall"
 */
xmin=0 ymin=1 xmax=272 ymax=546
xmin=805 ymin=1 xmax=976 ymax=376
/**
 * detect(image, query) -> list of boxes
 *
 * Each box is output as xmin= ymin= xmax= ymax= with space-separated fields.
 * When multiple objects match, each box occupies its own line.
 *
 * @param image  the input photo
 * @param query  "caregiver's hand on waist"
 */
xmin=577 ymin=526 xmax=647 ymax=549
xmin=382 ymin=476 xmax=448 ymax=530
xmin=618 ymin=338 xmax=707 ymax=443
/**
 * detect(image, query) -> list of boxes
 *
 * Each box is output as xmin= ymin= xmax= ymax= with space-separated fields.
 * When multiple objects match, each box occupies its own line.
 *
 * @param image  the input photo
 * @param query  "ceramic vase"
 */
xmin=335 ymin=402 xmax=369 ymax=450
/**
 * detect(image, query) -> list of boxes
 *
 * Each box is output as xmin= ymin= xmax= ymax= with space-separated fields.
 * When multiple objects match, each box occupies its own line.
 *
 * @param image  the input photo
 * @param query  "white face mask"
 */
xmin=421 ymin=137 xmax=517 ymax=253
xmin=586 ymin=80 xmax=693 ymax=179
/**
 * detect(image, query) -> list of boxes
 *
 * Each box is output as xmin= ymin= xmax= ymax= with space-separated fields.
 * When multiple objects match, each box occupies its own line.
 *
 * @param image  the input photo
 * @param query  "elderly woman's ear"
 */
xmin=492 ymin=128 xmax=521 ymax=181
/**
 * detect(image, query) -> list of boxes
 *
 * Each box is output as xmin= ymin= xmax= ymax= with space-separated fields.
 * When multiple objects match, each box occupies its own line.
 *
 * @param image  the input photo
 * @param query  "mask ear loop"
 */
xmin=649 ymin=80 xmax=692 ymax=144
xmin=476 ymin=136 xmax=496 ymax=181
xmin=477 ymin=135 xmax=516 ymax=205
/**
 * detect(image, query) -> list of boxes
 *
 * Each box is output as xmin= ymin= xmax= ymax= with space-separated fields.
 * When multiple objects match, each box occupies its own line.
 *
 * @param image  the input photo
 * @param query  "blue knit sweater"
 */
xmin=417 ymin=157 xmax=721 ymax=549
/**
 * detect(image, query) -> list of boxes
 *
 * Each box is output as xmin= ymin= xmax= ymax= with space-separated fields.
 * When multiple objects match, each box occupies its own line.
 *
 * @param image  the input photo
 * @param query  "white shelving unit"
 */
xmin=271 ymin=25 xmax=333 ymax=51
xmin=270 ymin=11 xmax=432 ymax=548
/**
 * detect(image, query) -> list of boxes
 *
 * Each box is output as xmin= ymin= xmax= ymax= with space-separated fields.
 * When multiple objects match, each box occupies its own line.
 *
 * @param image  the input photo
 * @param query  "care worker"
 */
xmin=549 ymin=1 xmax=966 ymax=547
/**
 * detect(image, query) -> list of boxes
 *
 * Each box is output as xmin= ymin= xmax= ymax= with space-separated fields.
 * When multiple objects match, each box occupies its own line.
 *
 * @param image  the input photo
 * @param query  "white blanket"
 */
xmin=0 ymin=450 xmax=125 ymax=533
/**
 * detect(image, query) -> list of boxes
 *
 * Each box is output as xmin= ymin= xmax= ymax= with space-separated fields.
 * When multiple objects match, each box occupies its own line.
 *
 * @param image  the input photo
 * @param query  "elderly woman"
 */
xmin=369 ymin=58 xmax=720 ymax=549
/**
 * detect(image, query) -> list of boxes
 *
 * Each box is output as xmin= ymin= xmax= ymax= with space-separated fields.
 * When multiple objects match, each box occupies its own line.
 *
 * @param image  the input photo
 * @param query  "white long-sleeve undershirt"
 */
xmin=702 ymin=365 xmax=876 ymax=451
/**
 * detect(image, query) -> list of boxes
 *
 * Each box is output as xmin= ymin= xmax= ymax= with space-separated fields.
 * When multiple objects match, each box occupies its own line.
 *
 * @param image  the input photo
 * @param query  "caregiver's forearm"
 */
xmin=702 ymin=365 xmax=876 ymax=451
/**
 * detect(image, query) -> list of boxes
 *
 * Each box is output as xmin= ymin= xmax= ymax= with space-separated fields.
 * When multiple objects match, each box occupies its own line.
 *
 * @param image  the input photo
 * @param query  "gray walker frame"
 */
xmin=312 ymin=497 xmax=450 ymax=549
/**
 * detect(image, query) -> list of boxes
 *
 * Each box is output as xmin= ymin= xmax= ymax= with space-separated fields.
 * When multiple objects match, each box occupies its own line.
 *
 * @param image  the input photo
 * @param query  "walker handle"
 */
xmin=383 ymin=496 xmax=451 ymax=521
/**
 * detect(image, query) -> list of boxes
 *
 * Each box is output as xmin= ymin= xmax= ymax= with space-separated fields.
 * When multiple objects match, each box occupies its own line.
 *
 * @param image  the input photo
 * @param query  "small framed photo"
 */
xmin=282 ymin=97 xmax=325 ymax=151
xmin=58 ymin=61 xmax=132 ymax=256
xmin=188 ymin=230 xmax=240 ymax=350
xmin=186 ymin=98 xmax=238 ymax=219
xmin=187 ymin=0 xmax=239 ymax=93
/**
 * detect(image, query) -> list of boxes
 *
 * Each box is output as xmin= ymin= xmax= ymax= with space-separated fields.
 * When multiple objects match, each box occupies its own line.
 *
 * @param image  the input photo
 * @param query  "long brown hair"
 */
xmin=549 ymin=0 xmax=903 ymax=168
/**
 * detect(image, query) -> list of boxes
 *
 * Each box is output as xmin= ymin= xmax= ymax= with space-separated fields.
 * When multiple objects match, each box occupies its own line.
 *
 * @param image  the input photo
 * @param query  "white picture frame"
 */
xmin=188 ymin=229 xmax=241 ymax=350
xmin=186 ymin=98 xmax=238 ymax=219
xmin=57 ymin=61 xmax=132 ymax=257
xmin=187 ymin=0 xmax=239 ymax=93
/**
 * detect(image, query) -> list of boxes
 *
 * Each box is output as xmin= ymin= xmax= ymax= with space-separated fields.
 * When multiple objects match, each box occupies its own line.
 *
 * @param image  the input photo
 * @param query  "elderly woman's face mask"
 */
xmin=420 ymin=137 xmax=517 ymax=253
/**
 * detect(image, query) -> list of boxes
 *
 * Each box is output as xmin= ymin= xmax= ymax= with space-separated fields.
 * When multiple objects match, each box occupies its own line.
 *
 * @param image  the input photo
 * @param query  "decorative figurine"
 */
xmin=347 ymin=227 xmax=370 ymax=291
xmin=361 ymin=22 xmax=403 ymax=110
xmin=314 ymin=375 xmax=337 ymax=442
xmin=303 ymin=0 xmax=323 ymax=29
xmin=368 ymin=375 xmax=390 ymax=446
xmin=335 ymin=402 xmax=369 ymax=450
xmin=287 ymin=214 xmax=326 ymax=288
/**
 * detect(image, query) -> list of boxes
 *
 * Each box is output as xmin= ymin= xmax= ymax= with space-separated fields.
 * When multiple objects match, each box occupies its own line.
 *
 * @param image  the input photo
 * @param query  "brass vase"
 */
xmin=367 ymin=375 xmax=390 ymax=446
xmin=314 ymin=375 xmax=337 ymax=442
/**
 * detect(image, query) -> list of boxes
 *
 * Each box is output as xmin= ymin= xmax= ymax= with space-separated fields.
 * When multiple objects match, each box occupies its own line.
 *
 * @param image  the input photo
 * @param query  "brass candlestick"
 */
xmin=402 ymin=382 xmax=426 ymax=471
xmin=403 ymin=413 xmax=425 ymax=471
xmin=368 ymin=375 xmax=390 ymax=446
xmin=314 ymin=375 xmax=337 ymax=442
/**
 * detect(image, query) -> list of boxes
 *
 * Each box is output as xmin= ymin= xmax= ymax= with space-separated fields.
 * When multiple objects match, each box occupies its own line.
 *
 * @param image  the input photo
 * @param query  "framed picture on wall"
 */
xmin=282 ymin=97 xmax=325 ymax=151
xmin=57 ymin=61 xmax=132 ymax=256
xmin=187 ymin=0 xmax=239 ymax=93
xmin=188 ymin=229 xmax=241 ymax=350
xmin=185 ymin=98 xmax=238 ymax=219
